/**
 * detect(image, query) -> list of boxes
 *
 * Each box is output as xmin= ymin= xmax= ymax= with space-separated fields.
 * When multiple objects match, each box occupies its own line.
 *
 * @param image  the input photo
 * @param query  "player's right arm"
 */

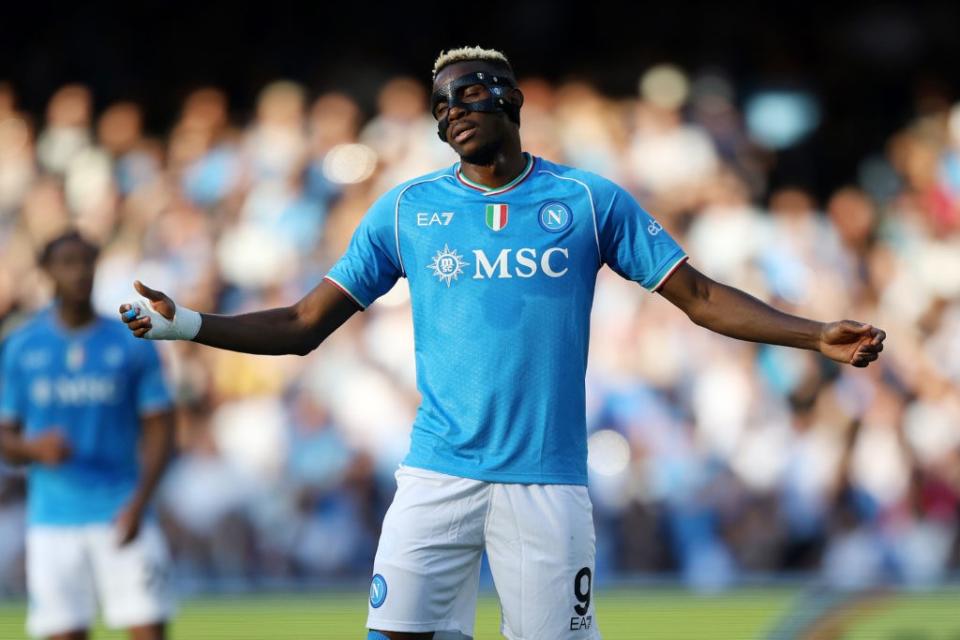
xmin=120 ymin=186 xmax=404 ymax=354
xmin=119 ymin=279 xmax=360 ymax=356
xmin=0 ymin=428 xmax=71 ymax=466
xmin=0 ymin=338 xmax=70 ymax=465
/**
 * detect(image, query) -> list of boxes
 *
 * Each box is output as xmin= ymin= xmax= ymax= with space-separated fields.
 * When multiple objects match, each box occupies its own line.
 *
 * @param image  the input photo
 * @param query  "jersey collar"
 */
xmin=455 ymin=153 xmax=535 ymax=196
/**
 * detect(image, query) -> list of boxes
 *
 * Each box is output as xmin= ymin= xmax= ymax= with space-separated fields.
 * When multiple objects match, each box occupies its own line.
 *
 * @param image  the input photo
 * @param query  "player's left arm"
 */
xmin=116 ymin=338 xmax=177 ymax=546
xmin=657 ymin=262 xmax=886 ymax=367
xmin=116 ymin=409 xmax=175 ymax=546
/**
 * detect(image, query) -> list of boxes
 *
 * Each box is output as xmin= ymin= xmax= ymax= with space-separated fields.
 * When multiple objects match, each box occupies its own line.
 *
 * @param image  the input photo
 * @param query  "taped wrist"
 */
xmin=135 ymin=296 xmax=202 ymax=341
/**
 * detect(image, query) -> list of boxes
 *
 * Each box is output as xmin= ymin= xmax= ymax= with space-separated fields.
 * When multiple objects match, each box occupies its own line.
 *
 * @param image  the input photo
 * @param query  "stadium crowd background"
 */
xmin=1 ymin=7 xmax=960 ymax=598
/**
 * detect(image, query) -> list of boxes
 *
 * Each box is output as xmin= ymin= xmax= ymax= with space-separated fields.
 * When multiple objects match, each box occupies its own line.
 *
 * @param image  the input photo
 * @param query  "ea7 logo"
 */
xmin=417 ymin=212 xmax=454 ymax=226
xmin=472 ymin=247 xmax=569 ymax=279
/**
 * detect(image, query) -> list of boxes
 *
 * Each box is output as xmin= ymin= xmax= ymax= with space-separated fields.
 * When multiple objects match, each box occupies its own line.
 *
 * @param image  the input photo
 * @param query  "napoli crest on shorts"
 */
xmin=538 ymin=201 xmax=572 ymax=233
xmin=369 ymin=574 xmax=388 ymax=608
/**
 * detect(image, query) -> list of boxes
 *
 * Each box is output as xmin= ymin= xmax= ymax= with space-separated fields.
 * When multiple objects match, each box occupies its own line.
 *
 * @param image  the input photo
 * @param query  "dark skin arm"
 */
xmin=119 ymin=279 xmax=360 ymax=356
xmin=116 ymin=410 xmax=175 ymax=546
xmin=0 ymin=423 xmax=71 ymax=466
xmin=657 ymin=262 xmax=886 ymax=367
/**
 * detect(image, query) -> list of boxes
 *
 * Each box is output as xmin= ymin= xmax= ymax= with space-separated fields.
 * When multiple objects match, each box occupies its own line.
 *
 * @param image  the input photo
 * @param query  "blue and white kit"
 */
xmin=0 ymin=310 xmax=175 ymax=637
xmin=329 ymin=155 xmax=687 ymax=640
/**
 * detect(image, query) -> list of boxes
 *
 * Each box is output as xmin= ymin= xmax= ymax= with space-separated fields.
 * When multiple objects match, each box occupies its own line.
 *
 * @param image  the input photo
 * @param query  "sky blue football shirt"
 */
xmin=327 ymin=155 xmax=687 ymax=485
xmin=0 ymin=309 xmax=173 ymax=524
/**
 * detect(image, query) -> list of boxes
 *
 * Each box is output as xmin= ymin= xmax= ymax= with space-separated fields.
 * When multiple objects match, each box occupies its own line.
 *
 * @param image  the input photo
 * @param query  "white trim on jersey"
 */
xmin=652 ymin=254 xmax=689 ymax=292
xmin=394 ymin=174 xmax=457 ymax=277
xmin=324 ymin=275 xmax=366 ymax=310
xmin=537 ymin=170 xmax=602 ymax=264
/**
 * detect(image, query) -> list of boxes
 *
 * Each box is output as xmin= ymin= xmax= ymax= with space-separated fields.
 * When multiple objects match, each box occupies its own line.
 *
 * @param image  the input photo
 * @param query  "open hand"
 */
xmin=119 ymin=281 xmax=175 ymax=338
xmin=819 ymin=320 xmax=886 ymax=368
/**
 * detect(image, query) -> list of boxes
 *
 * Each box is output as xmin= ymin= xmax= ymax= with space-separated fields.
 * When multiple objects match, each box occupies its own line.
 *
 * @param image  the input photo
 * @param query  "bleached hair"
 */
xmin=432 ymin=46 xmax=513 ymax=80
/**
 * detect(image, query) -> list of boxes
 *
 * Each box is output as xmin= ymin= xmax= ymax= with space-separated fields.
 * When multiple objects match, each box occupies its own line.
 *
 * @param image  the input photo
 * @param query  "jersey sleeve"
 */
xmin=133 ymin=340 xmax=173 ymax=416
xmin=0 ymin=338 xmax=23 ymax=424
xmin=325 ymin=189 xmax=404 ymax=309
xmin=594 ymin=178 xmax=687 ymax=291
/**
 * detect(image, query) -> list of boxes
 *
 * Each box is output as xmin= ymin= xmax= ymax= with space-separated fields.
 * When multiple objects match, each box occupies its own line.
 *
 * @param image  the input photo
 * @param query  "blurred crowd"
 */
xmin=0 ymin=62 xmax=959 ymax=594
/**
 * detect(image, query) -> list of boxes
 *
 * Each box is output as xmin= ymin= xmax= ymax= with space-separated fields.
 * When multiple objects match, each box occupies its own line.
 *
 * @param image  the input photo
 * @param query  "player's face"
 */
xmin=433 ymin=61 xmax=519 ymax=163
xmin=45 ymin=239 xmax=97 ymax=305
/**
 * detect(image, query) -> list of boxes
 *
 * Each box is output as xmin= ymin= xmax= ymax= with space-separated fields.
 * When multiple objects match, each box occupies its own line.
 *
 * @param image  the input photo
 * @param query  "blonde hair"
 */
xmin=432 ymin=46 xmax=513 ymax=80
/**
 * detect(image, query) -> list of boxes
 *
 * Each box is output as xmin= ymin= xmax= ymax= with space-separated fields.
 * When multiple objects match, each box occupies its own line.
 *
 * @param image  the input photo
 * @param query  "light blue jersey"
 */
xmin=327 ymin=155 xmax=686 ymax=485
xmin=0 ymin=309 xmax=172 ymax=524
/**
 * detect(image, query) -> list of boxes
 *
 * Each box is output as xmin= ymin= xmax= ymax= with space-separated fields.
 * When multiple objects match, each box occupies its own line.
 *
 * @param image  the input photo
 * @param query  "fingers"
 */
xmin=857 ymin=340 xmax=883 ymax=355
xmin=843 ymin=320 xmax=873 ymax=335
xmin=854 ymin=329 xmax=886 ymax=364
xmin=134 ymin=280 xmax=164 ymax=302
xmin=852 ymin=353 xmax=878 ymax=367
xmin=119 ymin=303 xmax=140 ymax=325
xmin=125 ymin=315 xmax=153 ymax=337
xmin=127 ymin=316 xmax=152 ymax=330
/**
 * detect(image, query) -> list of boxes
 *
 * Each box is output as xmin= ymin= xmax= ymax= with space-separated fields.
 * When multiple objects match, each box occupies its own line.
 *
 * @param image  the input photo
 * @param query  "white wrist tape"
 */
xmin=133 ymin=295 xmax=202 ymax=341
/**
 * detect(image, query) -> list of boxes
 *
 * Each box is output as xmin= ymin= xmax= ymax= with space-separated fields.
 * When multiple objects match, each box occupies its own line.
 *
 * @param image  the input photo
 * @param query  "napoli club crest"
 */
xmin=370 ymin=574 xmax=388 ymax=608
xmin=539 ymin=201 xmax=572 ymax=233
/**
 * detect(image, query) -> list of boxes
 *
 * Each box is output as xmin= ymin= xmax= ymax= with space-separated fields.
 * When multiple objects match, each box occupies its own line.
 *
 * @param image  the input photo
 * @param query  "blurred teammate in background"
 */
xmin=1 ymin=231 xmax=175 ymax=640
xmin=120 ymin=47 xmax=885 ymax=640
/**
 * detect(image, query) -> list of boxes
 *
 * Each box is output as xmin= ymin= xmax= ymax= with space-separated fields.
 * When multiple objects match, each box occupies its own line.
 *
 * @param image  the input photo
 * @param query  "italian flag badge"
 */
xmin=485 ymin=204 xmax=508 ymax=231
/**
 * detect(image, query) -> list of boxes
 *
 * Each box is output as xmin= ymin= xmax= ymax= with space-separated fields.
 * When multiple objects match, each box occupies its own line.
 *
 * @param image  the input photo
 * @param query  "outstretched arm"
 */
xmin=119 ymin=279 xmax=360 ymax=356
xmin=657 ymin=263 xmax=885 ymax=367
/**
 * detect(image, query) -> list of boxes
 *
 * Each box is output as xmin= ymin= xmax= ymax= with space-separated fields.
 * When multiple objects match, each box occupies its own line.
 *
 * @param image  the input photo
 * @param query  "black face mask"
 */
xmin=431 ymin=71 xmax=520 ymax=142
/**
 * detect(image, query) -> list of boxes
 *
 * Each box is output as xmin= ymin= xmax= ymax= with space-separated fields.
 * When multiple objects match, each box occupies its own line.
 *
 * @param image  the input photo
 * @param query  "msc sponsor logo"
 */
xmin=473 ymin=247 xmax=569 ymax=279
xmin=427 ymin=244 xmax=470 ymax=287
xmin=369 ymin=574 xmax=388 ymax=608
xmin=30 ymin=376 xmax=119 ymax=407
xmin=427 ymin=246 xmax=571 ymax=285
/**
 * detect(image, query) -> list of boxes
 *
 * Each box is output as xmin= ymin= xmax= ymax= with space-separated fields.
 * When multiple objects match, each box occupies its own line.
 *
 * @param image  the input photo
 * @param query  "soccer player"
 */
xmin=118 ymin=47 xmax=886 ymax=640
xmin=1 ymin=231 xmax=175 ymax=640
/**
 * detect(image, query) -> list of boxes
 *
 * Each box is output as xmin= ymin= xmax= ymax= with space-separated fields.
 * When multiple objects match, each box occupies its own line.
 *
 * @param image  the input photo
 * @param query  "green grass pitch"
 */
xmin=0 ymin=588 xmax=957 ymax=638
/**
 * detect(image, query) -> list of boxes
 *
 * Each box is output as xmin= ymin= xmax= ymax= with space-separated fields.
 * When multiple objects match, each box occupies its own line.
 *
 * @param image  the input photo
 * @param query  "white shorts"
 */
xmin=367 ymin=466 xmax=600 ymax=640
xmin=26 ymin=522 xmax=175 ymax=638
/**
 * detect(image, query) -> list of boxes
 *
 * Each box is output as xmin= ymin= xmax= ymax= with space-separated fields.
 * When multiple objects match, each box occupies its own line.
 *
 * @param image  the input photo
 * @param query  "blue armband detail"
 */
xmin=367 ymin=632 xmax=391 ymax=640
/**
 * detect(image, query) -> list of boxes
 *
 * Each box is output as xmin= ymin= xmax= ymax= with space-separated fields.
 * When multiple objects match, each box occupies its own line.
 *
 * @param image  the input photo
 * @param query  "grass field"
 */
xmin=0 ymin=587 xmax=957 ymax=639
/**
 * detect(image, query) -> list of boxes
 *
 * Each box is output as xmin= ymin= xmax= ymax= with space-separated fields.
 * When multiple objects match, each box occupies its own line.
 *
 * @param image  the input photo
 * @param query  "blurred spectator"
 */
xmin=0 ymin=65 xmax=958 ymax=594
